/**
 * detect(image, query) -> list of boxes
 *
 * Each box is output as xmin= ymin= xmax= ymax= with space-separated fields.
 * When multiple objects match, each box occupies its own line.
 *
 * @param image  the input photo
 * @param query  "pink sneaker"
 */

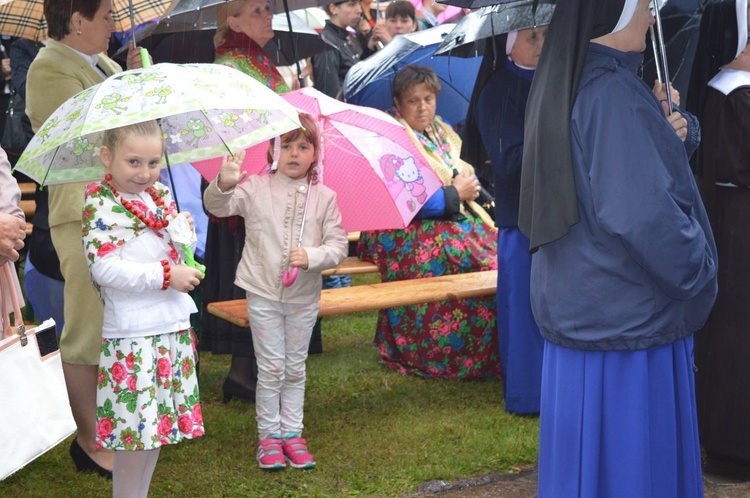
xmin=282 ymin=434 xmax=316 ymax=469
xmin=257 ymin=435 xmax=286 ymax=470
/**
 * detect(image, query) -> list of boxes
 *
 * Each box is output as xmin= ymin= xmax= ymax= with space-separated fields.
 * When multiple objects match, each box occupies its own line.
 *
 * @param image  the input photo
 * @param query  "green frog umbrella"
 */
xmin=14 ymin=62 xmax=301 ymax=186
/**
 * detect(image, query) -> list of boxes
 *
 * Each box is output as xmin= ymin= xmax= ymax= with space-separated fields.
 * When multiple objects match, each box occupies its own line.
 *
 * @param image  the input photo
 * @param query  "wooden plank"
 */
xmin=25 ymin=221 xmax=32 ymax=236
xmin=347 ymin=231 xmax=360 ymax=243
xmin=321 ymin=257 xmax=378 ymax=276
xmin=20 ymin=199 xmax=35 ymax=219
xmin=18 ymin=182 xmax=36 ymax=196
xmin=207 ymin=270 xmax=497 ymax=327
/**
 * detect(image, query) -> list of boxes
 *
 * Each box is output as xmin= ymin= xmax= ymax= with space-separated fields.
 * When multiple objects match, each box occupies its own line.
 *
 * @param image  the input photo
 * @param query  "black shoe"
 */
xmin=222 ymin=377 xmax=256 ymax=404
xmin=69 ymin=438 xmax=113 ymax=479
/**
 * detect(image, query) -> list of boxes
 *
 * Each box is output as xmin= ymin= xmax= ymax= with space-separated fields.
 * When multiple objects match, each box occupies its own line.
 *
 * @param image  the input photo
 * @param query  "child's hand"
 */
xmin=169 ymin=264 xmax=203 ymax=293
xmin=218 ymin=150 xmax=247 ymax=192
xmin=290 ymin=247 xmax=309 ymax=270
xmin=174 ymin=211 xmax=195 ymax=232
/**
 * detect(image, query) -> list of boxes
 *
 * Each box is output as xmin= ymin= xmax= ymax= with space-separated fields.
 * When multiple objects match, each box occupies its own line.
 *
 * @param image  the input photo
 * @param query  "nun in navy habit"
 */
xmin=519 ymin=0 xmax=718 ymax=496
xmin=463 ymin=26 xmax=548 ymax=415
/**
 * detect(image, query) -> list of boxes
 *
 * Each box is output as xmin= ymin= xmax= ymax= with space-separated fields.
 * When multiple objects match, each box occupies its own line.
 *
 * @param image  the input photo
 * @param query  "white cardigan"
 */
xmin=89 ymin=193 xmax=197 ymax=339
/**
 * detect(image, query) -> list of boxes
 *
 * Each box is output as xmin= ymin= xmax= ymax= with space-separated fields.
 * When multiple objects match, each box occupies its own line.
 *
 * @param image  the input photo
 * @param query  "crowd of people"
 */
xmin=1 ymin=0 xmax=749 ymax=495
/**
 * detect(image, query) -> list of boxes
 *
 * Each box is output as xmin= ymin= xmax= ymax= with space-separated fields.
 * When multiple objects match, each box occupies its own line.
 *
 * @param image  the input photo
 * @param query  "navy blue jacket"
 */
xmin=530 ymin=44 xmax=718 ymax=351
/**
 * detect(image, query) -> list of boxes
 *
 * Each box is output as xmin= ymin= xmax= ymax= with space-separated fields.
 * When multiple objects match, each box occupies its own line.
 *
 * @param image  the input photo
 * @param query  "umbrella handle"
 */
xmin=282 ymin=267 xmax=299 ymax=287
xmin=140 ymin=48 xmax=151 ymax=68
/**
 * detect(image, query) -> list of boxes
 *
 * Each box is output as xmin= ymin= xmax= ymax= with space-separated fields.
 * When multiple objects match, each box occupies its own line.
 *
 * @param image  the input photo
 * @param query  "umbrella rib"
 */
xmin=201 ymin=109 xmax=233 ymax=157
xmin=41 ymin=143 xmax=63 ymax=186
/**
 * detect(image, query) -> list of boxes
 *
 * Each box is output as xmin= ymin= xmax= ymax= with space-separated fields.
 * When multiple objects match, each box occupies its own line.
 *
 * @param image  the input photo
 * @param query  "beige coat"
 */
xmin=204 ymin=172 xmax=348 ymax=304
xmin=26 ymin=39 xmax=121 ymax=227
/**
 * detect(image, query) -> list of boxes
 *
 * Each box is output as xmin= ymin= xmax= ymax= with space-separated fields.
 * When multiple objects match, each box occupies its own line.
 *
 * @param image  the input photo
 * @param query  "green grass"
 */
xmin=2 ymin=277 xmax=539 ymax=497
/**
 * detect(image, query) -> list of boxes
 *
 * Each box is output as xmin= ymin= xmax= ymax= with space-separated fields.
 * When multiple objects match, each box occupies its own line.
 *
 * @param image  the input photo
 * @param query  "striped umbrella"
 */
xmin=0 ymin=0 xmax=172 ymax=42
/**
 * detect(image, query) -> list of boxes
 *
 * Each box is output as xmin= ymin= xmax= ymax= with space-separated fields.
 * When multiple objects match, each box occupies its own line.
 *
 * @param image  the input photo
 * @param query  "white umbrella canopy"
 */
xmin=14 ymin=62 xmax=301 ymax=185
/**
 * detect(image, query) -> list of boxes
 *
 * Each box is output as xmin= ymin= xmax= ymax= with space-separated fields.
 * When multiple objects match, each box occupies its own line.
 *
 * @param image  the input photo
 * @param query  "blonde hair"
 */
xmin=267 ymin=113 xmax=321 ymax=184
xmin=214 ymin=0 xmax=254 ymax=48
xmin=101 ymin=120 xmax=165 ymax=155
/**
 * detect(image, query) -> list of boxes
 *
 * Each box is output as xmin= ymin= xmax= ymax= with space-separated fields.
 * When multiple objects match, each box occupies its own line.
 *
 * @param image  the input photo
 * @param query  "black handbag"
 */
xmin=1 ymin=85 xmax=30 ymax=155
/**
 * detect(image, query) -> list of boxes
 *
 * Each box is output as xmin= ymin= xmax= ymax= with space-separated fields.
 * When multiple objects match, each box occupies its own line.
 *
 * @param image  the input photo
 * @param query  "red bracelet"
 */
xmin=161 ymin=259 xmax=171 ymax=290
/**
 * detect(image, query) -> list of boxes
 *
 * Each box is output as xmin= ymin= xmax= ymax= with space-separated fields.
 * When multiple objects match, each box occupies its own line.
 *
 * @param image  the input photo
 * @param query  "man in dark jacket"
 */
xmin=313 ymin=0 xmax=363 ymax=99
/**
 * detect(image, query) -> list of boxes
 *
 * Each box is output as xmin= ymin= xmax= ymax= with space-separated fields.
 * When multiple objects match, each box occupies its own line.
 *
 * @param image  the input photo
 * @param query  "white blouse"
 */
xmin=89 ymin=191 xmax=197 ymax=339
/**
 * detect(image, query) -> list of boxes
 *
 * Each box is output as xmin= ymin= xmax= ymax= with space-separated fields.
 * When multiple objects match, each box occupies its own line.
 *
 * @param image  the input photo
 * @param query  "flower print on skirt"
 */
xmin=358 ymin=211 xmax=501 ymax=380
xmin=96 ymin=329 xmax=205 ymax=451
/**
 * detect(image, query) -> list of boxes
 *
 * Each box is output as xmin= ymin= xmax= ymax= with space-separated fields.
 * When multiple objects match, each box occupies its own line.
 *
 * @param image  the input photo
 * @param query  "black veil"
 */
xmin=518 ymin=0 xmax=628 ymax=250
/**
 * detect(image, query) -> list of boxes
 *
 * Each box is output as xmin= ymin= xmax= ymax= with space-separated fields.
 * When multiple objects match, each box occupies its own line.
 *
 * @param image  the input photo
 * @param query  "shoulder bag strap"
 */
xmin=0 ymin=262 xmax=25 ymax=342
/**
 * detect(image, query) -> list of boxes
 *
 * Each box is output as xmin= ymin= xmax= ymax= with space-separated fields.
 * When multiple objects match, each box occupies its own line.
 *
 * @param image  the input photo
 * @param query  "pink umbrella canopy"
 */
xmin=192 ymin=87 xmax=444 ymax=232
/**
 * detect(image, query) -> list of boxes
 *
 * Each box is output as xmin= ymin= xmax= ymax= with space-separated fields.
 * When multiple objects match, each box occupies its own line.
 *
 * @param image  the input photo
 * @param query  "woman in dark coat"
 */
xmin=688 ymin=0 xmax=750 ymax=476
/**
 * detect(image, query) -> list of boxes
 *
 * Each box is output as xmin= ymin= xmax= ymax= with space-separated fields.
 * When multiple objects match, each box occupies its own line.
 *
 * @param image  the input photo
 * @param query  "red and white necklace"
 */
xmin=103 ymin=175 xmax=171 ymax=231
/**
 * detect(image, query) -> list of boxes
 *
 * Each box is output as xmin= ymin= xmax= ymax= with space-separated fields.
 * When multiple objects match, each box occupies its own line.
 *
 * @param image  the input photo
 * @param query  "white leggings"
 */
xmin=246 ymin=292 xmax=319 ymax=439
xmin=113 ymin=448 xmax=160 ymax=498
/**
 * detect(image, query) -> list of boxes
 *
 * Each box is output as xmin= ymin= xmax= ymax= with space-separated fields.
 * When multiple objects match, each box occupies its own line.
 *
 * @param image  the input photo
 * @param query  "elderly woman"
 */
xmin=25 ymin=0 xmax=144 ymax=481
xmin=213 ymin=0 xmax=289 ymax=92
xmin=358 ymin=64 xmax=498 ymax=380
xmin=202 ymin=0 xmax=290 ymax=406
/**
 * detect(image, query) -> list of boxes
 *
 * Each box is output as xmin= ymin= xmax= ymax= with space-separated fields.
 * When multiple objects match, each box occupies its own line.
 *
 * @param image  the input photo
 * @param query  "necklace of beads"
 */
xmin=103 ymin=180 xmax=171 ymax=231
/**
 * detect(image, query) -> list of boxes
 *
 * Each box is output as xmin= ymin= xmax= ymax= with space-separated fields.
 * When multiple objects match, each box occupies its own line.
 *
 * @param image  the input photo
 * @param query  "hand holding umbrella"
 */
xmin=282 ymin=176 xmax=313 ymax=287
xmin=166 ymin=212 xmax=206 ymax=279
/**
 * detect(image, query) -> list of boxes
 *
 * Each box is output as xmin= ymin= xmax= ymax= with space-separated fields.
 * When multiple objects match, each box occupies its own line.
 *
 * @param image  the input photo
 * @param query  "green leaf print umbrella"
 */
xmin=14 ymin=62 xmax=301 ymax=186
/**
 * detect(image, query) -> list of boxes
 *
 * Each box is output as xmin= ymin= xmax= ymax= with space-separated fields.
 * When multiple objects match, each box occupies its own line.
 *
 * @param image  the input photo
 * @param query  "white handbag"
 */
xmin=0 ymin=262 xmax=76 ymax=480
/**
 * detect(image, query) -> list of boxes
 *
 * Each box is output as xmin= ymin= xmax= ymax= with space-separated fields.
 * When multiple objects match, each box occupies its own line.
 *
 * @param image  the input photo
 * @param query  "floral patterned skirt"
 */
xmin=96 ymin=329 xmax=204 ymax=451
xmin=358 ymin=212 xmax=501 ymax=380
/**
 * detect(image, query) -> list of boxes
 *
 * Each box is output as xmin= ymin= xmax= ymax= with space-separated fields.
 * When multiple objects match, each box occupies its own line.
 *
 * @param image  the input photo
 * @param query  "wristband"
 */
xmin=161 ymin=259 xmax=171 ymax=290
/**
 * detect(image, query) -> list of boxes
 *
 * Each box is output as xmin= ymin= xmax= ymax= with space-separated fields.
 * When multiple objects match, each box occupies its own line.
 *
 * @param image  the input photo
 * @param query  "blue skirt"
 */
xmin=538 ymin=336 xmax=703 ymax=498
xmin=497 ymin=227 xmax=544 ymax=414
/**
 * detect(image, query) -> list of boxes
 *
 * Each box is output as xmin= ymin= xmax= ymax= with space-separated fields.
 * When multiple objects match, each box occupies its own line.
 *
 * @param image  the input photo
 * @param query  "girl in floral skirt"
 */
xmin=82 ymin=120 xmax=205 ymax=497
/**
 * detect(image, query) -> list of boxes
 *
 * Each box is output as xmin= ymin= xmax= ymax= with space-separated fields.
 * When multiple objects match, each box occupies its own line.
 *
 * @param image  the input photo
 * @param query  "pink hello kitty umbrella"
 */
xmin=192 ymin=87 xmax=444 ymax=233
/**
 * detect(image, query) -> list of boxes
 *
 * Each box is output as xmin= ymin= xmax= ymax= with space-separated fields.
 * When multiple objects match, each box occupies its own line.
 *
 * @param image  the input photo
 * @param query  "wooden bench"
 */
xmin=207 ymin=270 xmax=497 ymax=325
xmin=19 ymin=185 xmax=36 ymax=236
xmin=19 ymin=182 xmax=36 ymax=196
xmin=20 ymin=199 xmax=35 ymax=219
xmin=321 ymin=256 xmax=378 ymax=277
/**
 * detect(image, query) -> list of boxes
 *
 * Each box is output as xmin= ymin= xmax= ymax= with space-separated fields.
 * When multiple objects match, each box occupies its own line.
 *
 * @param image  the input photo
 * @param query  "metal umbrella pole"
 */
xmin=281 ymin=0 xmax=305 ymax=87
xmin=651 ymin=0 xmax=673 ymax=114
xmin=281 ymin=176 xmax=314 ymax=287
xmin=649 ymin=25 xmax=663 ymax=84
xmin=128 ymin=0 xmax=152 ymax=66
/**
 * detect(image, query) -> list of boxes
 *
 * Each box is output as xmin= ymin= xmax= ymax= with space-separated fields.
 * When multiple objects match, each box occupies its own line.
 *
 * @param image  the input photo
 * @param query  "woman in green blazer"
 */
xmin=26 ymin=0 xmax=146 ymax=480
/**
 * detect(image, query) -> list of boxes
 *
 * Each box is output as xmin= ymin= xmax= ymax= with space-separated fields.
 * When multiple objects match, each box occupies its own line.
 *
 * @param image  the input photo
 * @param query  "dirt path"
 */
xmin=405 ymin=464 xmax=750 ymax=498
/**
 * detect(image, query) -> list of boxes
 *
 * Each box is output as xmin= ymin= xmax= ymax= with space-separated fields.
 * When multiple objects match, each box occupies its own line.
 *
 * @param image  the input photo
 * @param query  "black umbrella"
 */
xmin=437 ymin=0 xmax=521 ymax=10
xmin=121 ymin=0 xmax=328 ymax=82
xmin=434 ymin=0 xmax=555 ymax=57
xmin=643 ymin=0 xmax=710 ymax=101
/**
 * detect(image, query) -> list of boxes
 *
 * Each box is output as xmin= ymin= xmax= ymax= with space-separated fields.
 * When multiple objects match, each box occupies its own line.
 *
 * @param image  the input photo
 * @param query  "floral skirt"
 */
xmin=358 ymin=212 xmax=500 ymax=380
xmin=96 ymin=329 xmax=205 ymax=451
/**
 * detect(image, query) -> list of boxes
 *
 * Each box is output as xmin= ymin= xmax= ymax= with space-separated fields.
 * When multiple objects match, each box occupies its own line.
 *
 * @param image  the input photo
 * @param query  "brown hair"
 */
xmin=392 ymin=64 xmax=441 ymax=102
xmin=45 ymin=0 xmax=104 ymax=40
xmin=385 ymin=0 xmax=416 ymax=22
xmin=214 ymin=0 xmax=253 ymax=48
xmin=101 ymin=120 xmax=165 ymax=155
xmin=324 ymin=0 xmax=359 ymax=17
xmin=267 ymin=113 xmax=320 ymax=184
